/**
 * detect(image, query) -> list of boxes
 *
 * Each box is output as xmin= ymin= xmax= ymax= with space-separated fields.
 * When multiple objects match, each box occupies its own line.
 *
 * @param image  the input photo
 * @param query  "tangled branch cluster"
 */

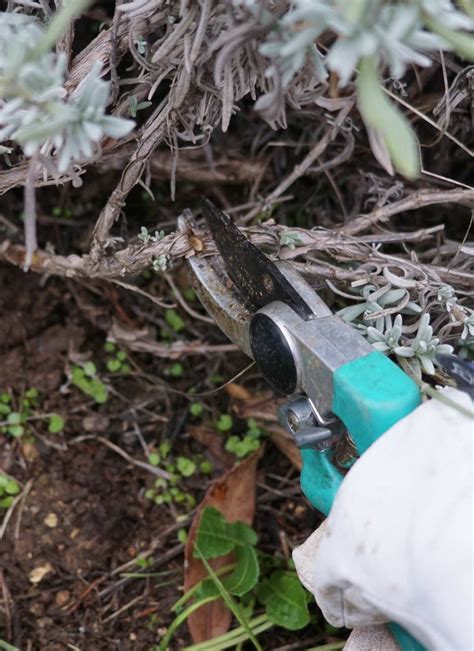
xmin=0 ymin=0 xmax=473 ymax=381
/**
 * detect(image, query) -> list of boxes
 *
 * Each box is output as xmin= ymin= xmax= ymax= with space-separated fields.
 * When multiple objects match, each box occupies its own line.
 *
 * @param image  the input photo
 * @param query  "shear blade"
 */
xmin=201 ymin=198 xmax=313 ymax=319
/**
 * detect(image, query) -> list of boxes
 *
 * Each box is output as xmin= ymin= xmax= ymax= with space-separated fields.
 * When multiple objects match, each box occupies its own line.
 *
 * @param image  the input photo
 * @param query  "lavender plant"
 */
xmin=0 ymin=13 xmax=134 ymax=170
xmin=252 ymin=0 xmax=474 ymax=178
xmin=367 ymin=313 xmax=453 ymax=378
xmin=0 ymin=9 xmax=134 ymax=266
xmin=334 ymin=278 xmax=474 ymax=379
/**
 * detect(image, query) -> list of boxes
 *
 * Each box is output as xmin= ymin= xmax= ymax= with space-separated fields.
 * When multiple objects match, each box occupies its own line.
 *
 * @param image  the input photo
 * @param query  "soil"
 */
xmin=0 ymin=264 xmax=322 ymax=650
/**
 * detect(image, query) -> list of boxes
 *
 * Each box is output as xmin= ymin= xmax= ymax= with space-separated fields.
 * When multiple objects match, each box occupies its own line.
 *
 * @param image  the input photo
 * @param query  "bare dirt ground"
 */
xmin=0 ymin=264 xmax=326 ymax=650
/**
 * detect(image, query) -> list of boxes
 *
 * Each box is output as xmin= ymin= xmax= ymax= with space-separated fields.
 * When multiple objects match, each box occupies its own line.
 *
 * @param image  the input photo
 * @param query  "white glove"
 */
xmin=293 ymin=388 xmax=473 ymax=651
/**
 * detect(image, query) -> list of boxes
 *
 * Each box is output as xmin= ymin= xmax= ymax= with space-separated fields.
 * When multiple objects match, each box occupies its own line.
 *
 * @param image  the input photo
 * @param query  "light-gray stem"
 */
xmin=23 ymin=154 xmax=39 ymax=271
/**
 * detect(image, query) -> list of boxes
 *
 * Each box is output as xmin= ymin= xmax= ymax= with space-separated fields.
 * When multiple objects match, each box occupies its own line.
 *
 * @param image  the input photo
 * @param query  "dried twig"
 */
xmin=69 ymin=435 xmax=172 ymax=479
xmin=340 ymin=188 xmax=474 ymax=236
xmin=0 ymin=480 xmax=33 ymax=542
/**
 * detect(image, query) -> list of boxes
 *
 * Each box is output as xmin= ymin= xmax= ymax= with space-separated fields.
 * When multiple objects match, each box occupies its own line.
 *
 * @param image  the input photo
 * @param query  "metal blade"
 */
xmin=201 ymin=198 xmax=313 ymax=319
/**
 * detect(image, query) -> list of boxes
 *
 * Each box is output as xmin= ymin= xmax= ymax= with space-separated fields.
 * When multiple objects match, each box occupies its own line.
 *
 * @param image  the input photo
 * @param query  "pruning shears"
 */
xmin=180 ymin=198 xmax=427 ymax=650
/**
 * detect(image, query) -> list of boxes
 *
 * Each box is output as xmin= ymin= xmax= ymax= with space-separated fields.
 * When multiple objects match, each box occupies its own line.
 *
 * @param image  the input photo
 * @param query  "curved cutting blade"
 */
xmin=201 ymin=198 xmax=313 ymax=320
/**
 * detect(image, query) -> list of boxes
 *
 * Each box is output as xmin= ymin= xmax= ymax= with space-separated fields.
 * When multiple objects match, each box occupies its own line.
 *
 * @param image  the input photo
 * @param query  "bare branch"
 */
xmin=341 ymin=188 xmax=474 ymax=236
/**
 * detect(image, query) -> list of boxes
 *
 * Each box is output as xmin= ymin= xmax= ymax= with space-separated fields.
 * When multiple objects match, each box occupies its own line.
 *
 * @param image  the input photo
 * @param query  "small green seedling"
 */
xmin=104 ymin=341 xmax=116 ymax=353
xmin=216 ymin=413 xmax=233 ymax=432
xmin=279 ymin=231 xmax=302 ymax=250
xmin=165 ymin=363 xmax=183 ymax=378
xmin=0 ymin=474 xmax=21 ymax=508
xmin=176 ymin=456 xmax=196 ymax=477
xmin=148 ymin=452 xmax=160 ymax=466
xmin=144 ymin=445 xmax=211 ymax=512
xmin=104 ymin=342 xmax=131 ymax=374
xmin=5 ymin=412 xmax=24 ymax=438
xmin=147 ymin=440 xmax=172 ymax=468
xmin=145 ymin=473 xmax=196 ymax=510
xmin=51 ymin=206 xmax=72 ymax=219
xmin=48 ymin=414 xmax=65 ymax=434
xmin=134 ymin=35 xmax=147 ymax=55
xmin=128 ymin=95 xmax=152 ymax=118
xmin=190 ymin=402 xmax=204 ymax=417
xmin=182 ymin=288 xmax=196 ymax=302
xmin=152 ymin=254 xmax=169 ymax=273
xmin=24 ymin=388 xmax=39 ymax=403
xmin=225 ymin=418 xmax=264 ymax=459
xmin=199 ymin=459 xmax=213 ymax=474
xmin=0 ymin=389 xmax=64 ymax=438
xmin=71 ymin=363 xmax=108 ymax=404
xmin=138 ymin=226 xmax=165 ymax=244
xmin=165 ymin=309 xmax=185 ymax=333
xmin=135 ymin=555 xmax=154 ymax=570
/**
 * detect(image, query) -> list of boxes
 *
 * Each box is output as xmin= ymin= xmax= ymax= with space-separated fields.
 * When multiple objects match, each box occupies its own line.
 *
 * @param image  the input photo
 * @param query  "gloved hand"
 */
xmin=292 ymin=388 xmax=473 ymax=651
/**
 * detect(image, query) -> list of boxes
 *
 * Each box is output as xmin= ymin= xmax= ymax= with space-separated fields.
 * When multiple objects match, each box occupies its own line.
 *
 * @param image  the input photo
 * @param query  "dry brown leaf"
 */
xmin=224 ymin=382 xmax=253 ymax=402
xmin=187 ymin=426 xmax=235 ymax=468
xmin=184 ymin=448 xmax=262 ymax=643
xmin=233 ymin=393 xmax=284 ymax=422
xmin=269 ymin=427 xmax=302 ymax=471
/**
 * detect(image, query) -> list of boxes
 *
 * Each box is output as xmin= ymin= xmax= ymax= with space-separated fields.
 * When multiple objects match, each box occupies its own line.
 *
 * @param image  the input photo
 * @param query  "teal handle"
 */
xmin=389 ymin=623 xmax=426 ymax=651
xmin=300 ymin=447 xmax=343 ymax=517
xmin=300 ymin=351 xmax=421 ymax=513
xmin=332 ymin=350 xmax=421 ymax=456
xmin=300 ymin=351 xmax=424 ymax=651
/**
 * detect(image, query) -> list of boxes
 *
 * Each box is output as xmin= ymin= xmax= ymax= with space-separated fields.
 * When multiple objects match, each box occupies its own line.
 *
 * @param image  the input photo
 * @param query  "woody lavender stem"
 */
xmin=23 ymin=153 xmax=39 ymax=271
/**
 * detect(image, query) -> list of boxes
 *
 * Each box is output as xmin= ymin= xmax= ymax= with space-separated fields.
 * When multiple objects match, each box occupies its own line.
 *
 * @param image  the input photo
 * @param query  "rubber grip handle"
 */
xmin=300 ymin=351 xmax=424 ymax=651
xmin=301 ymin=351 xmax=421 ymax=514
xmin=332 ymin=350 xmax=421 ymax=456
xmin=300 ymin=447 xmax=343 ymax=517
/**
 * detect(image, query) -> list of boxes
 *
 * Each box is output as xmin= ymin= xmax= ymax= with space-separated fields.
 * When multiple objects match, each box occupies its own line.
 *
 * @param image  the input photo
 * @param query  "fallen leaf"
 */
xmin=184 ymin=448 xmax=262 ymax=643
xmin=187 ymin=426 xmax=235 ymax=468
xmin=269 ymin=428 xmax=302 ymax=471
xmin=233 ymin=392 xmax=284 ymax=422
xmin=29 ymin=562 xmax=53 ymax=584
xmin=224 ymin=383 xmax=253 ymax=402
